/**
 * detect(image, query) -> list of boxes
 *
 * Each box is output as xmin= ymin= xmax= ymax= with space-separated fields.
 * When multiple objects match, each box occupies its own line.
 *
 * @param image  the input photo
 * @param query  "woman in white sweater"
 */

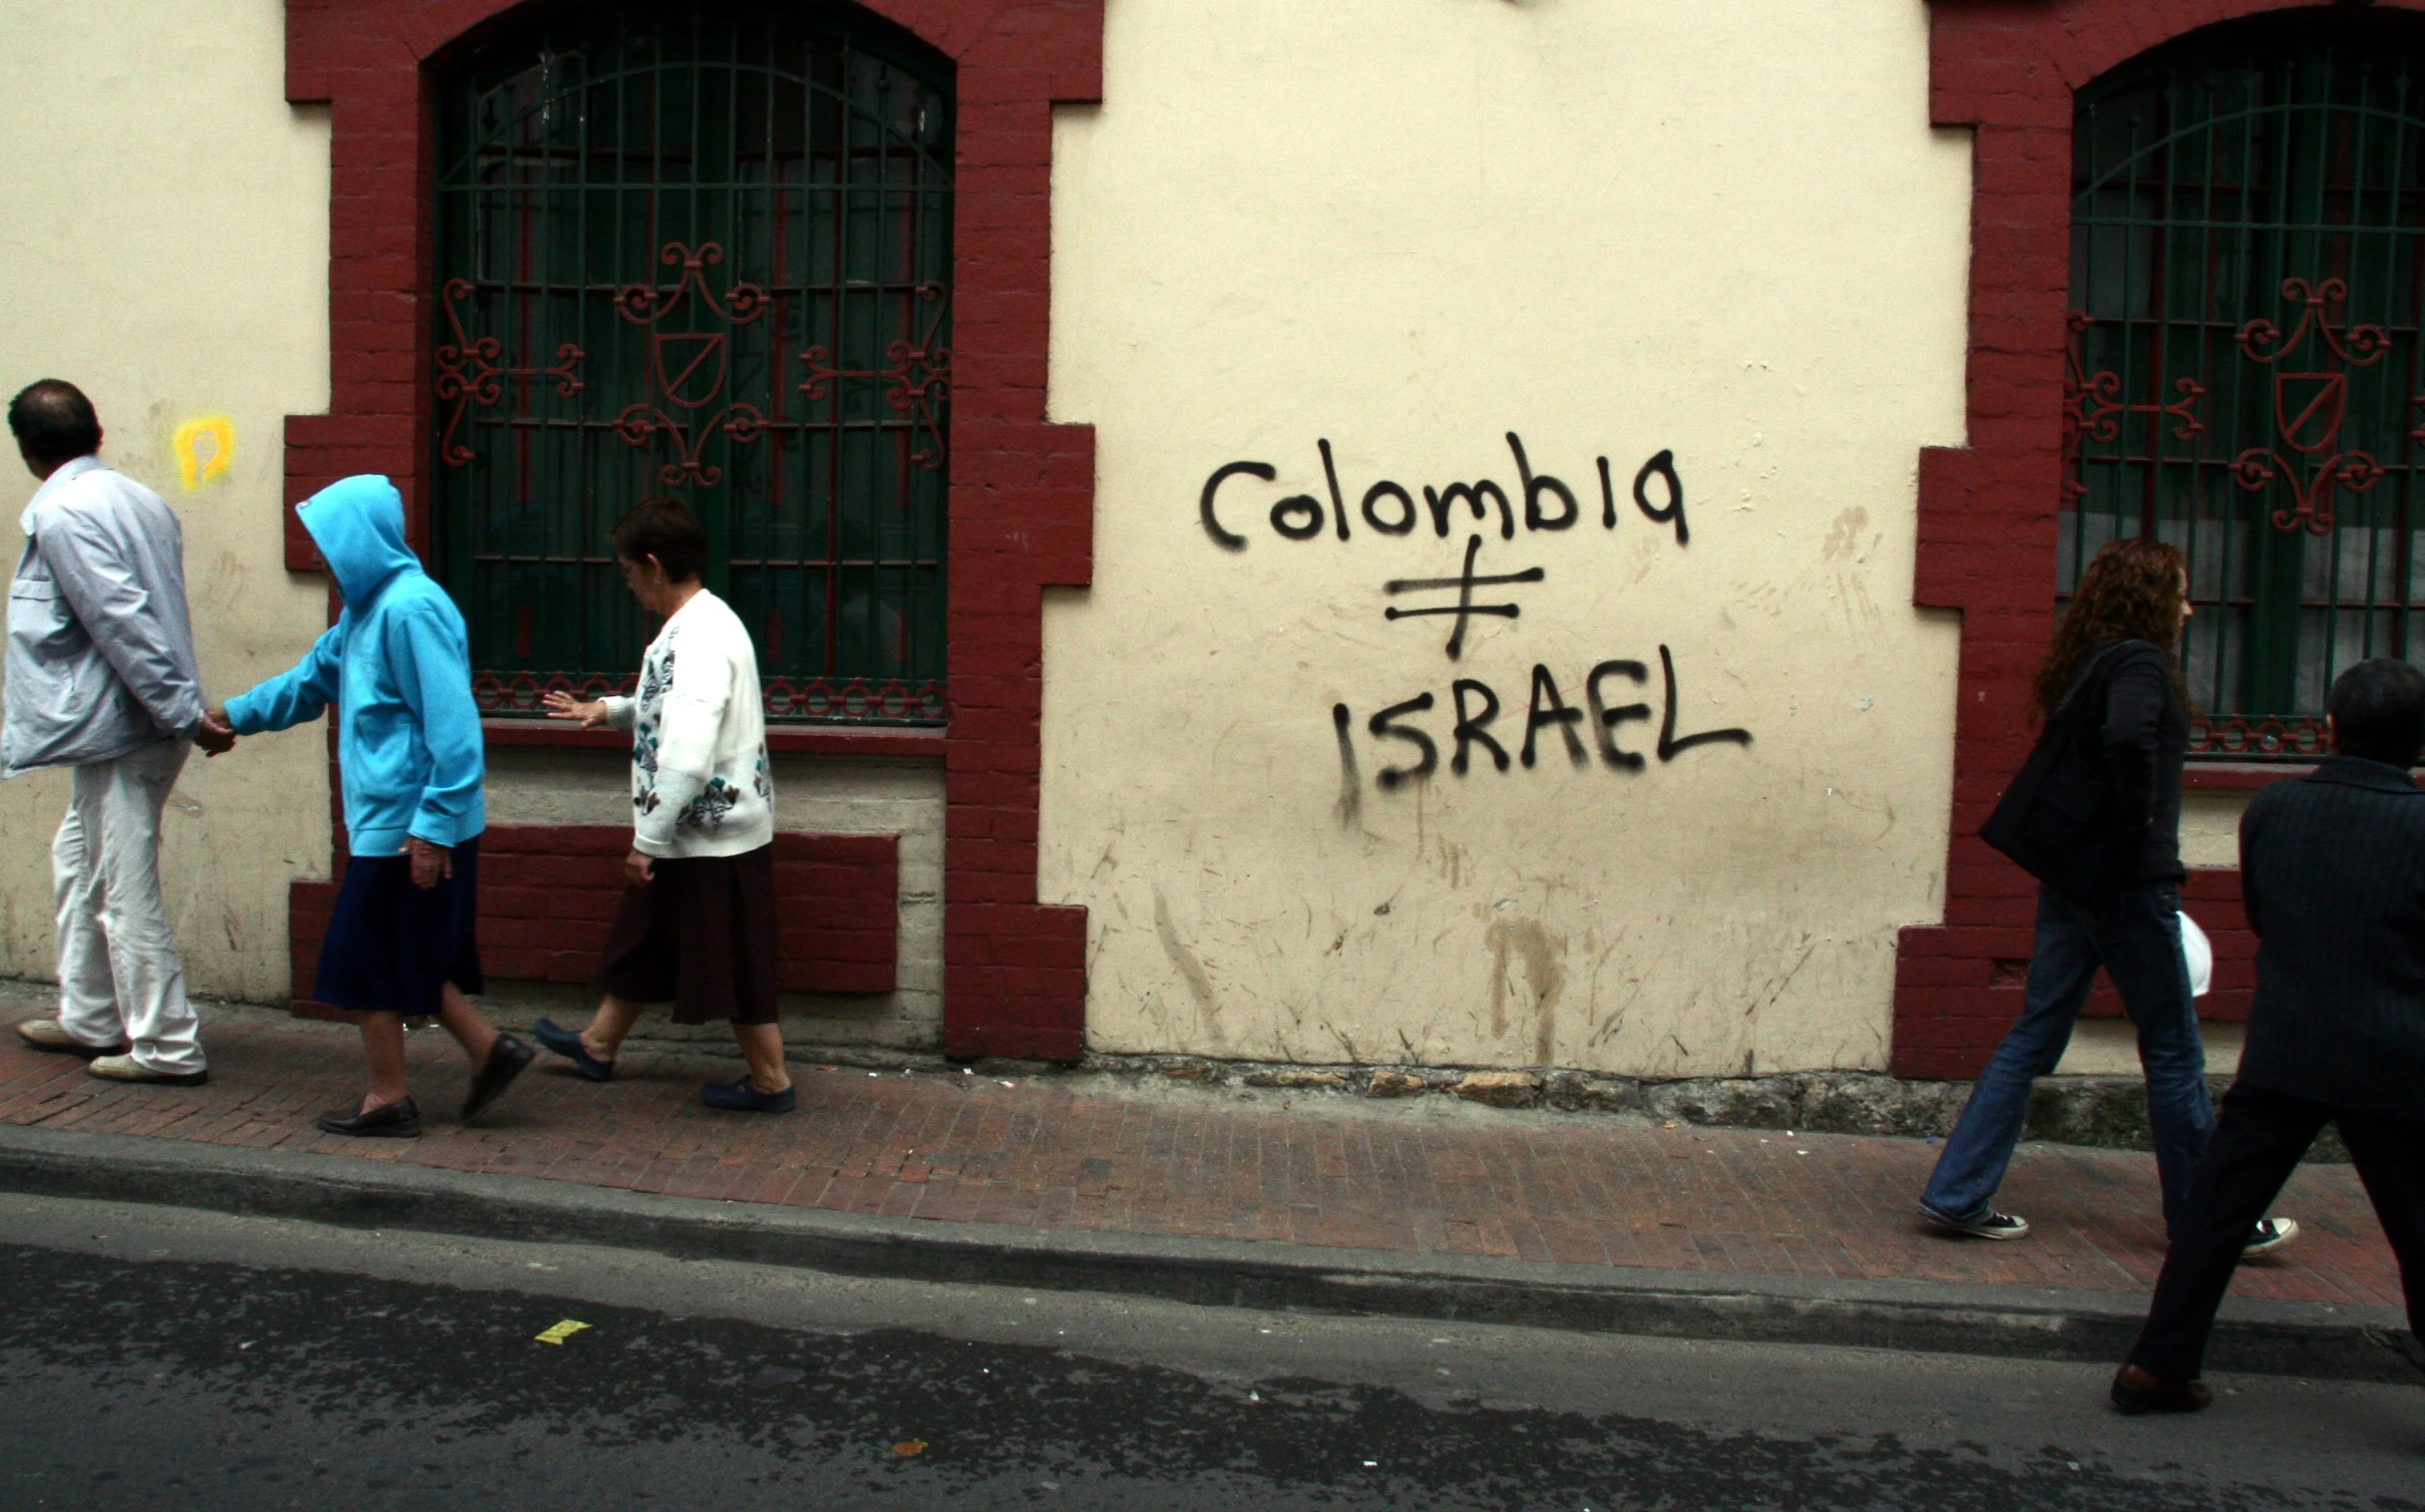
xmin=537 ymin=499 xmax=792 ymax=1112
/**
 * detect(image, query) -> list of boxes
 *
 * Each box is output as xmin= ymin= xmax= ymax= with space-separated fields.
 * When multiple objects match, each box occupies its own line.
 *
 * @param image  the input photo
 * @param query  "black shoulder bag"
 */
xmin=1977 ymin=641 xmax=2142 ymax=913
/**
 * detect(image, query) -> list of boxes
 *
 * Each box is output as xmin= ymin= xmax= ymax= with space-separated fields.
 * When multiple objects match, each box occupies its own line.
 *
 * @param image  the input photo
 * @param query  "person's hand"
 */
xmin=195 ymin=707 xmax=237 ymax=757
xmin=545 ymin=690 xmax=611 ymax=729
xmin=624 ymin=848 xmax=655 ymax=887
xmin=407 ymin=836 xmax=453 ymax=890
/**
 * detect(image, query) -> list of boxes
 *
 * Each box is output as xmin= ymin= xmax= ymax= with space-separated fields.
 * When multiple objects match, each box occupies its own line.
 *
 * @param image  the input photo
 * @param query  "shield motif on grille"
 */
xmin=654 ymin=332 xmax=728 ymax=411
xmin=2273 ymin=372 xmax=2346 ymax=455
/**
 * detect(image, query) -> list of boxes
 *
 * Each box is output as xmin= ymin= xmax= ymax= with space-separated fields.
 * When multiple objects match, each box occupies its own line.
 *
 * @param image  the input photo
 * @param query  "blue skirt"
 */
xmin=313 ymin=837 xmax=485 ymax=1017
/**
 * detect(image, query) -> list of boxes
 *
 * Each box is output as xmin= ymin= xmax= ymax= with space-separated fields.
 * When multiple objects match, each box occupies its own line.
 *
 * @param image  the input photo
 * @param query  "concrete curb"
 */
xmin=0 ymin=1123 xmax=2411 ymax=1383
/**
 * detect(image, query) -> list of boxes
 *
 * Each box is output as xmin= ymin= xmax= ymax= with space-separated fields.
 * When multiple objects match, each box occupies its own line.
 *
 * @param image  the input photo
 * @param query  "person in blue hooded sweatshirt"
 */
xmin=203 ymin=476 xmax=532 ymax=1137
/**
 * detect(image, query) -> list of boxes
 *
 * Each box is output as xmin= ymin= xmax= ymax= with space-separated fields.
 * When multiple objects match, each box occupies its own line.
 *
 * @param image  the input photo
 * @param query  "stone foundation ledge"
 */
xmin=699 ymin=1031 xmax=2353 ymax=1166
xmin=0 ymin=982 xmax=2344 ymax=1163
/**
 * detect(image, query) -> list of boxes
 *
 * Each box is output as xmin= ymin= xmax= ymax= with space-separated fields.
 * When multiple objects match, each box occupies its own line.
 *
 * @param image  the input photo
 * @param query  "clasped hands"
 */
xmin=196 ymin=705 xmax=237 ymax=757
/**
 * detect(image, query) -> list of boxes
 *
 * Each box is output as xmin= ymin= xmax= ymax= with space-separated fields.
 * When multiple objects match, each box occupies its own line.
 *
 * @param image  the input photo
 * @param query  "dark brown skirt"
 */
xmin=596 ymin=844 xmax=779 ymax=1025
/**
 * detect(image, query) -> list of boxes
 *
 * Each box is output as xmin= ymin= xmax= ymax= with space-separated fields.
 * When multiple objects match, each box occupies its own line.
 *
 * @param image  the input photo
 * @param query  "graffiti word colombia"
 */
xmin=1197 ymin=432 xmax=1751 ymax=799
xmin=1199 ymin=432 xmax=1687 ymax=550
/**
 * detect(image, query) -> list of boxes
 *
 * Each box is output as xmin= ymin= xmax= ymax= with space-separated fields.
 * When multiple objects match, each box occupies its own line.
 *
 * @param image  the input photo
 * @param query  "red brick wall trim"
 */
xmin=1898 ymin=0 xmax=2425 ymax=1078
xmin=480 ymin=719 xmax=946 ymax=760
xmin=2181 ymin=763 xmax=2309 ymax=792
xmin=283 ymin=0 xmax=1101 ymax=1059
xmin=287 ymin=825 xmax=901 ymax=1014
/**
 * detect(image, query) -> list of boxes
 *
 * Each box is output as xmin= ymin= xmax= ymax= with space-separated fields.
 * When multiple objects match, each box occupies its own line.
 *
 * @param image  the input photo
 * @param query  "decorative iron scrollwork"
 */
xmin=799 ymin=282 xmax=952 ymax=470
xmin=2231 ymin=277 xmax=2390 ymax=536
xmin=2067 ymin=279 xmax=2403 ymax=537
xmin=435 ymin=278 xmax=586 ymax=467
xmin=2061 ymin=313 xmax=2206 ymax=508
xmin=473 ymin=668 xmax=945 ymax=724
xmin=607 ymin=240 xmax=772 ymax=487
xmin=612 ymin=240 xmax=767 ymax=327
xmin=2187 ymin=713 xmax=2331 ymax=760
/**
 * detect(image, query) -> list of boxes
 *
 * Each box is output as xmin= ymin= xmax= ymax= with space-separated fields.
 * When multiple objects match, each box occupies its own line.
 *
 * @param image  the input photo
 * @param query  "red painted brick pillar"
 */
xmin=1899 ymin=0 xmax=2425 ymax=1078
xmin=283 ymin=0 xmax=1104 ymax=1061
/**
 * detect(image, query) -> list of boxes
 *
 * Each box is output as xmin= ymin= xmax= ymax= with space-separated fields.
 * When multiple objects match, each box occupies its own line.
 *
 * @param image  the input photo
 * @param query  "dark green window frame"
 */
xmin=2068 ymin=15 xmax=2425 ymax=759
xmin=432 ymin=1 xmax=953 ymax=723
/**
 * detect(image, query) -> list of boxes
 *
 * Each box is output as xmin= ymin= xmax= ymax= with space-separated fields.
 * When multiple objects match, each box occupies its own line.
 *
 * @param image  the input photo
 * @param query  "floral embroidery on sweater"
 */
xmin=680 ymin=776 xmax=740 ymax=831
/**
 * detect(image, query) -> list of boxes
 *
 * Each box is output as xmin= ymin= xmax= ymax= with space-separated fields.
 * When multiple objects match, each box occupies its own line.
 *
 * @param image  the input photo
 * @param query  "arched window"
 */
xmin=432 ymin=2 xmax=952 ymax=723
xmin=2069 ymin=16 xmax=2425 ymax=758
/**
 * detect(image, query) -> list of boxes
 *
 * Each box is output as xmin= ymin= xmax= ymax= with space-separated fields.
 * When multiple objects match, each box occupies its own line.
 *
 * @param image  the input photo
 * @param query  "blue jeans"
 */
xmin=1920 ymin=883 xmax=2215 ymax=1238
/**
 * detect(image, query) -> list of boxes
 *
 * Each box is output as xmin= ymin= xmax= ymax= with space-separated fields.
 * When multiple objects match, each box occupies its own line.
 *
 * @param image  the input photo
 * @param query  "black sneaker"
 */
xmin=1918 ymin=1203 xmax=2032 ymax=1240
xmin=2242 ymin=1217 xmax=2300 ymax=1257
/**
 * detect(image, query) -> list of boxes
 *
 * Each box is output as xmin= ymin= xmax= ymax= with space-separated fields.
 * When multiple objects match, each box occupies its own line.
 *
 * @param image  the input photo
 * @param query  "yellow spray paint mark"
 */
xmin=172 ymin=417 xmax=234 ymax=490
xmin=533 ymin=1319 xmax=592 ymax=1345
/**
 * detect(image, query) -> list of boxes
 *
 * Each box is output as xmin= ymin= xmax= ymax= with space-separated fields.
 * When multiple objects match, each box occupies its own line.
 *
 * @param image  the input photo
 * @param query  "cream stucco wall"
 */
xmin=1042 ymin=0 xmax=1971 ymax=1074
xmin=0 ymin=0 xmax=331 ymax=1001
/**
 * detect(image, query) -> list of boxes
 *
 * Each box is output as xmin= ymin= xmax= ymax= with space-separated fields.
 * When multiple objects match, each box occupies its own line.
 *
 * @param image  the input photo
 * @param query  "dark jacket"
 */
xmin=2100 ymin=642 xmax=2189 ymax=883
xmin=1980 ymin=639 xmax=2188 ymax=909
xmin=2236 ymin=756 xmax=2425 ymax=1122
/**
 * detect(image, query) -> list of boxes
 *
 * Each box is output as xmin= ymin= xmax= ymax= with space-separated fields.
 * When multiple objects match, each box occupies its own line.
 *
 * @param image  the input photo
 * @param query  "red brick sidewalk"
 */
xmin=0 ymin=1007 xmax=2402 ymax=1310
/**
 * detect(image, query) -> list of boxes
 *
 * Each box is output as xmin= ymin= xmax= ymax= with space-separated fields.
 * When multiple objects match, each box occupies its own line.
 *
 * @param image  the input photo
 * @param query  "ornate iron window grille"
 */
xmin=433 ymin=4 xmax=952 ymax=724
xmin=2068 ymin=18 xmax=2425 ymax=759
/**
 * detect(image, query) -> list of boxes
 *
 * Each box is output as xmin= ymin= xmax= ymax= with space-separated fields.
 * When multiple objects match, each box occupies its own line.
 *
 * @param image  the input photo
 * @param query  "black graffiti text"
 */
xmin=1202 ymin=433 xmax=1688 ymax=552
xmin=1382 ymin=534 xmax=1546 ymax=658
xmin=1339 ymin=645 xmax=1751 ymax=793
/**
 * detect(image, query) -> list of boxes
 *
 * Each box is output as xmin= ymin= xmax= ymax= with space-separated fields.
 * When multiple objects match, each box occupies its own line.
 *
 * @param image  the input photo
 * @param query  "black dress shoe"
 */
xmin=315 ymin=1097 xmax=421 ymax=1138
xmin=2111 ymin=1362 xmax=2212 ymax=1414
xmin=463 ymin=1035 xmax=535 ymax=1122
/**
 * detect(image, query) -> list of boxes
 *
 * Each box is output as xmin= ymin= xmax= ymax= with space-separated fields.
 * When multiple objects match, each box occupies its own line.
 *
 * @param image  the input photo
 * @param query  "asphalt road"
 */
xmin=0 ymin=1193 xmax=2418 ymax=1511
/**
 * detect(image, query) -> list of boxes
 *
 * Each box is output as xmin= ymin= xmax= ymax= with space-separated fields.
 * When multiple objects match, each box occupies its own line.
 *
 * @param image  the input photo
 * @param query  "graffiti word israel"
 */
xmin=1200 ymin=433 xmax=1687 ymax=551
xmin=1333 ymin=646 xmax=1751 ymax=796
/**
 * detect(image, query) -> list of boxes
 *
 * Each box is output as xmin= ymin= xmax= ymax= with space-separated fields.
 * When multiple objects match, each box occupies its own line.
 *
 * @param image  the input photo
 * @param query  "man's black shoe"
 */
xmin=2111 ymin=1362 xmax=2212 ymax=1414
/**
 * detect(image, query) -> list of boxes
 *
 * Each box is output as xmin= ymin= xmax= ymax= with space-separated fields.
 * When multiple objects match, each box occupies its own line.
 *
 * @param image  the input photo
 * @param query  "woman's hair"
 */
xmin=609 ymin=497 xmax=708 ymax=582
xmin=2031 ymin=536 xmax=2189 ymax=720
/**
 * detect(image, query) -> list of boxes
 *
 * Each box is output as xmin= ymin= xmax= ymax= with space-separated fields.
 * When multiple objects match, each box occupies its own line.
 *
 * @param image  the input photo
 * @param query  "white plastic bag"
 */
xmin=2179 ymin=911 xmax=2214 ymax=999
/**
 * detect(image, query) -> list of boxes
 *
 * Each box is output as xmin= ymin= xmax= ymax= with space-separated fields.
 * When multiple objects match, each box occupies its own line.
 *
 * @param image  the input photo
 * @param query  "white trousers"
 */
xmin=52 ymin=739 xmax=204 ymax=1072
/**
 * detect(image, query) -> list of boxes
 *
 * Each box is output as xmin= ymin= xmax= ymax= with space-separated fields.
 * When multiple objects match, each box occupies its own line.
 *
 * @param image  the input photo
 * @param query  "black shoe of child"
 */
xmin=464 ymin=1035 xmax=535 ymax=1122
xmin=316 ymin=1097 xmax=421 ymax=1138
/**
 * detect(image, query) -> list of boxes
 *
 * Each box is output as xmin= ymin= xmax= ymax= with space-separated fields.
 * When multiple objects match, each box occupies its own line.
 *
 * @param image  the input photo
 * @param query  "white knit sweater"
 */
xmin=603 ymin=588 xmax=774 ymax=859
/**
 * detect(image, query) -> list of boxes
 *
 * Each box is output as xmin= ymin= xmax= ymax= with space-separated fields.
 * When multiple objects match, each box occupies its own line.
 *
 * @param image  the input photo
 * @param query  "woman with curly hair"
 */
xmin=1917 ymin=537 xmax=2293 ymax=1255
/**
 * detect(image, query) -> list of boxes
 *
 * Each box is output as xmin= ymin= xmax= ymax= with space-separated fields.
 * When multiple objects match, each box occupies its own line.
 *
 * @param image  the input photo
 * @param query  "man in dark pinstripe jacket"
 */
xmin=2112 ymin=658 xmax=2425 ymax=1414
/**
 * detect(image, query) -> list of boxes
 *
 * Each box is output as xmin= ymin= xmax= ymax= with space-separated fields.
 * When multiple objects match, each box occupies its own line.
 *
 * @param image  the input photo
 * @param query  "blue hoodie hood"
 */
xmin=297 ymin=475 xmax=419 ymax=607
xmin=222 ymin=475 xmax=485 ymax=856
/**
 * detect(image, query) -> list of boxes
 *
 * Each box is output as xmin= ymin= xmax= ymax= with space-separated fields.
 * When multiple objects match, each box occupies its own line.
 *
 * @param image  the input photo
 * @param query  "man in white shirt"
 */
xmin=5 ymin=380 xmax=229 ymax=1084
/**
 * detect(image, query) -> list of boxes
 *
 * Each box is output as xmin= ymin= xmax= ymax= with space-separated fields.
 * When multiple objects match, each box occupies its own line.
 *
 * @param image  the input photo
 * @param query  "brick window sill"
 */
xmin=482 ymin=719 xmax=945 ymax=759
xmin=2183 ymin=762 xmax=2310 ymax=791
